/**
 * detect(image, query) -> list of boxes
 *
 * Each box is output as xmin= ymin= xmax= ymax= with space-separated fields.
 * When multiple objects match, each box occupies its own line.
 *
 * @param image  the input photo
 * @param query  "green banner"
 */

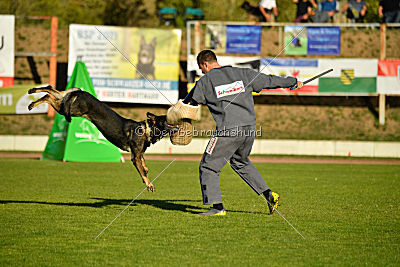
xmin=43 ymin=62 xmax=122 ymax=162
xmin=318 ymin=77 xmax=377 ymax=93
xmin=0 ymin=85 xmax=48 ymax=114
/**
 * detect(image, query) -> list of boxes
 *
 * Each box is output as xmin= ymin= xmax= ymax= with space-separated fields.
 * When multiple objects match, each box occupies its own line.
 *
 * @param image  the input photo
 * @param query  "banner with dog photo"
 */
xmin=68 ymin=24 xmax=181 ymax=105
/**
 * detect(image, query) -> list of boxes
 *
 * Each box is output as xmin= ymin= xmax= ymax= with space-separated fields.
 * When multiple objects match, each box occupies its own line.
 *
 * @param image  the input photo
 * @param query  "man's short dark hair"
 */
xmin=197 ymin=50 xmax=217 ymax=66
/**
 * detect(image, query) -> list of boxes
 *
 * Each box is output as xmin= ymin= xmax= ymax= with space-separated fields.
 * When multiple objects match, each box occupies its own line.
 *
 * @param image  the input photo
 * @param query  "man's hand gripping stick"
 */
xmin=290 ymin=69 xmax=333 ymax=90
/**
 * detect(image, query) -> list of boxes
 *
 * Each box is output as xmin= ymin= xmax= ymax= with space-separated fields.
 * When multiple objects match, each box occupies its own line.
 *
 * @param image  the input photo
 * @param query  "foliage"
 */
xmin=103 ymin=0 xmax=158 ymax=27
xmin=0 ymin=0 xmax=107 ymax=26
xmin=0 ymin=0 xmax=383 ymax=28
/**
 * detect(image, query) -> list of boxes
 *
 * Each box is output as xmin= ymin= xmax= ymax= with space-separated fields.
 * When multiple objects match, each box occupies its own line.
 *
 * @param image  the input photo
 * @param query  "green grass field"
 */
xmin=0 ymin=158 xmax=399 ymax=265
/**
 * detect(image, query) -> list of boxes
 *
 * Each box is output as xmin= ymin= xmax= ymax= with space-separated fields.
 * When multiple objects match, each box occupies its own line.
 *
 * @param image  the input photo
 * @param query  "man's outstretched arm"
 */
xmin=247 ymin=69 xmax=303 ymax=92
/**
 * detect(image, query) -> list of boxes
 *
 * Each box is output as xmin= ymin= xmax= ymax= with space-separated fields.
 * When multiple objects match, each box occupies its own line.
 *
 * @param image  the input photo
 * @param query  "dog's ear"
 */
xmin=151 ymin=37 xmax=156 ymax=48
xmin=147 ymin=112 xmax=156 ymax=120
xmin=140 ymin=35 xmax=145 ymax=47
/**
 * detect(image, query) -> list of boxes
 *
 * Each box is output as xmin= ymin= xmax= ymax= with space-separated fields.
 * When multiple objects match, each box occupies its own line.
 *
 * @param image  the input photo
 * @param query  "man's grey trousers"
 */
xmin=199 ymin=125 xmax=269 ymax=205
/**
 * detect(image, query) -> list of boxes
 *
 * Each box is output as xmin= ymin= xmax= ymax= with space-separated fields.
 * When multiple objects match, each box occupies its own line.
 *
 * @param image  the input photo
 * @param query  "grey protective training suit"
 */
xmin=191 ymin=66 xmax=297 ymax=205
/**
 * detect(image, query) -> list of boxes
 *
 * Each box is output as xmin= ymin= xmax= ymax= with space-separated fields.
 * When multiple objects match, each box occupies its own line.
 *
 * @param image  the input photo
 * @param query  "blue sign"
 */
xmin=261 ymin=57 xmax=318 ymax=67
xmin=307 ymin=27 xmax=340 ymax=55
xmin=226 ymin=25 xmax=261 ymax=54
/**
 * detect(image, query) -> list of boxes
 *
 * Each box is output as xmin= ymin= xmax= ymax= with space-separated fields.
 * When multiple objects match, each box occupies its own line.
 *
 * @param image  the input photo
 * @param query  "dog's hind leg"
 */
xmin=28 ymin=85 xmax=52 ymax=93
xmin=28 ymin=94 xmax=61 ymax=112
xmin=28 ymin=86 xmax=81 ymax=100
xmin=28 ymin=85 xmax=63 ymax=98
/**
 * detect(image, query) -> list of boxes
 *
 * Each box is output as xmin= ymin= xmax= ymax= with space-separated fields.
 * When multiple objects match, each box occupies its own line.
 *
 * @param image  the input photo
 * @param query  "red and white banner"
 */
xmin=0 ymin=15 xmax=14 ymax=88
xmin=377 ymin=60 xmax=400 ymax=94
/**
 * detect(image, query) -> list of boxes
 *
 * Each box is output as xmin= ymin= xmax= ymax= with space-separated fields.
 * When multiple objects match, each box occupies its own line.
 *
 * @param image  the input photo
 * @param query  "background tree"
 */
xmin=103 ymin=0 xmax=158 ymax=27
xmin=0 ymin=0 xmax=386 ymax=27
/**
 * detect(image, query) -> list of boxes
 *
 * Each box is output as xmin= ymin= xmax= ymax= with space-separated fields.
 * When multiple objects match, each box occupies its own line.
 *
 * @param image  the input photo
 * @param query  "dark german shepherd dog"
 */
xmin=28 ymin=85 xmax=177 ymax=191
xmin=136 ymin=36 xmax=156 ymax=80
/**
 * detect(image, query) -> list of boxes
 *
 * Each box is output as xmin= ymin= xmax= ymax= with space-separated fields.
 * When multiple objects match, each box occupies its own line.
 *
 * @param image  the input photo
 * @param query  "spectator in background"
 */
xmin=340 ymin=0 xmax=367 ymax=22
xmin=259 ymin=0 xmax=278 ymax=22
xmin=313 ymin=0 xmax=339 ymax=22
xmin=293 ymin=0 xmax=317 ymax=23
xmin=378 ymin=0 xmax=400 ymax=23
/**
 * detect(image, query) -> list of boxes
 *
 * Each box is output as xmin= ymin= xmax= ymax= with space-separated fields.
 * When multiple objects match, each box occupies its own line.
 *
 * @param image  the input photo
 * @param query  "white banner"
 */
xmin=68 ymin=24 xmax=181 ymax=104
xmin=0 ymin=15 xmax=15 ymax=88
xmin=318 ymin=59 xmax=378 ymax=78
xmin=378 ymin=76 xmax=400 ymax=94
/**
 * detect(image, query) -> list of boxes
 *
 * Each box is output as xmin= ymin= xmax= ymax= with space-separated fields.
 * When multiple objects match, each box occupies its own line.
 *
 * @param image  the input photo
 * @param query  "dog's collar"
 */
xmin=144 ymin=120 xmax=152 ymax=143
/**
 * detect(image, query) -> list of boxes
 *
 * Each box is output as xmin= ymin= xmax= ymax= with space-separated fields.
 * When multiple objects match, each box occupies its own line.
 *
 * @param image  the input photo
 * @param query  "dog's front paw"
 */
xmin=146 ymin=182 xmax=155 ymax=192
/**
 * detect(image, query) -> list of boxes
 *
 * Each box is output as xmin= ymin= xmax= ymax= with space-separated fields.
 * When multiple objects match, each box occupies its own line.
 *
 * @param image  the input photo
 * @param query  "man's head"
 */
xmin=197 ymin=50 xmax=220 ymax=74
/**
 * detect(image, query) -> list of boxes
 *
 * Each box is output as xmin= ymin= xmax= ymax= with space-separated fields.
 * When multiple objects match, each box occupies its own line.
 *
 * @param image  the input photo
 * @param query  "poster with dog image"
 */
xmin=68 ymin=24 xmax=181 ymax=104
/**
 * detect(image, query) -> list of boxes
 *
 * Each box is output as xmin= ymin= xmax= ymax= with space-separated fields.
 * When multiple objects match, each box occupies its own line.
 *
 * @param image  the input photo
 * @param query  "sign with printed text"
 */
xmin=0 ymin=85 xmax=48 ymax=114
xmin=307 ymin=27 xmax=340 ymax=55
xmin=226 ymin=25 xmax=261 ymax=54
xmin=68 ymin=24 xmax=181 ymax=104
xmin=0 ymin=15 xmax=14 ymax=88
